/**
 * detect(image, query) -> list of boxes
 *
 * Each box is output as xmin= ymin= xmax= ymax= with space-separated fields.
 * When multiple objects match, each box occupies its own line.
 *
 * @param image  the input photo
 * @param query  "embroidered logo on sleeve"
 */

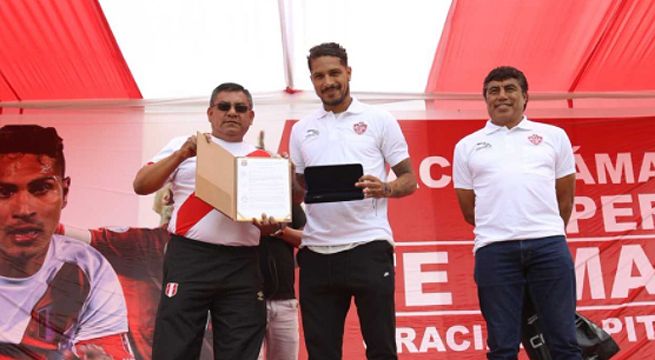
xmin=474 ymin=142 xmax=492 ymax=151
xmin=353 ymin=121 xmax=368 ymax=135
xmin=305 ymin=129 xmax=319 ymax=138
xmin=528 ymin=134 xmax=543 ymax=145
xmin=164 ymin=282 xmax=179 ymax=298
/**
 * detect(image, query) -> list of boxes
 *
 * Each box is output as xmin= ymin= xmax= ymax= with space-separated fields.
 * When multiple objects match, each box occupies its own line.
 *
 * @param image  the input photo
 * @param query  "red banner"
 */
xmin=281 ymin=116 xmax=655 ymax=359
xmin=6 ymin=116 xmax=651 ymax=359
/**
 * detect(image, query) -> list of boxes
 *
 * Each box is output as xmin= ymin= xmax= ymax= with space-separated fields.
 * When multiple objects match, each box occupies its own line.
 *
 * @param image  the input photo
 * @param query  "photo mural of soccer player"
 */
xmin=0 ymin=125 xmax=133 ymax=359
xmin=58 ymin=185 xmax=215 ymax=360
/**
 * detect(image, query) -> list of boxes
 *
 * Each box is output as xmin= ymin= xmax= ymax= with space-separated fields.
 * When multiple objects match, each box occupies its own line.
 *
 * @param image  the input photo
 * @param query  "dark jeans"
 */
xmin=152 ymin=235 xmax=265 ymax=360
xmin=474 ymin=235 xmax=581 ymax=360
xmin=298 ymin=241 xmax=397 ymax=360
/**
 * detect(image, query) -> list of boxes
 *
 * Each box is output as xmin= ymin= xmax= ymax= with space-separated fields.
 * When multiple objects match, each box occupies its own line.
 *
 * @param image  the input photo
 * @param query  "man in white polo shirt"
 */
xmin=290 ymin=42 xmax=417 ymax=360
xmin=133 ymin=82 xmax=273 ymax=360
xmin=453 ymin=66 xmax=581 ymax=360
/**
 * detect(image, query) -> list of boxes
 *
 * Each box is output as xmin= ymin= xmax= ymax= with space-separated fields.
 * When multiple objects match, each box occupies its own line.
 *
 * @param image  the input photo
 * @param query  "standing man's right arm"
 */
xmin=133 ymin=135 xmax=198 ymax=195
xmin=455 ymin=189 xmax=476 ymax=226
xmin=452 ymin=140 xmax=476 ymax=226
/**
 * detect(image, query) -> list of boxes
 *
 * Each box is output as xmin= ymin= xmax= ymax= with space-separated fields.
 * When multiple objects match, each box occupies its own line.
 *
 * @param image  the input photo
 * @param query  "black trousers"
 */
xmin=152 ymin=235 xmax=265 ymax=360
xmin=298 ymin=240 xmax=397 ymax=360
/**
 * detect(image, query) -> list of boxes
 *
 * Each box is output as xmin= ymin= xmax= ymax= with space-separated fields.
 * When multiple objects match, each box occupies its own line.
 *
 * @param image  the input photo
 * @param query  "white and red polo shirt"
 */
xmin=151 ymin=135 xmax=269 ymax=246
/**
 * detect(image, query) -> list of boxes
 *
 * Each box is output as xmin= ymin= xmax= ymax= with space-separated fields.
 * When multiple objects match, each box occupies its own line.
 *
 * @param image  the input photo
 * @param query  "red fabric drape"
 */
xmin=426 ymin=0 xmax=655 ymax=109
xmin=0 ymin=0 xmax=141 ymax=101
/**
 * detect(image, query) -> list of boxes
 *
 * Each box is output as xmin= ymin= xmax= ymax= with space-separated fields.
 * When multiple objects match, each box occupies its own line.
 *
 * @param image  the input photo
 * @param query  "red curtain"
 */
xmin=426 ymin=0 xmax=655 ymax=109
xmin=0 ymin=0 xmax=140 ymax=101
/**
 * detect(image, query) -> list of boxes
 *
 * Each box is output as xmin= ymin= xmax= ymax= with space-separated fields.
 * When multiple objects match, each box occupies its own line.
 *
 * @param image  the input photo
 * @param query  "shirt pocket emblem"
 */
xmin=353 ymin=121 xmax=368 ymax=135
xmin=528 ymin=133 xmax=543 ymax=145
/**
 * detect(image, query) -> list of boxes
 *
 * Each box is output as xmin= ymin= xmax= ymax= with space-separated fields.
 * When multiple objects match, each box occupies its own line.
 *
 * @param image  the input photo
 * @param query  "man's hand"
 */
xmin=355 ymin=158 xmax=417 ymax=199
xmin=133 ymin=133 xmax=211 ymax=195
xmin=356 ymin=175 xmax=391 ymax=198
xmin=177 ymin=135 xmax=199 ymax=160
xmin=178 ymin=133 xmax=214 ymax=160
xmin=252 ymin=213 xmax=287 ymax=236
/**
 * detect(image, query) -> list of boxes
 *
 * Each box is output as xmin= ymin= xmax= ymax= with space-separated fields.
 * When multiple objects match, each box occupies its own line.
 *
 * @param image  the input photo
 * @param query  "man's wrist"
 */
xmin=383 ymin=182 xmax=393 ymax=198
xmin=174 ymin=149 xmax=191 ymax=162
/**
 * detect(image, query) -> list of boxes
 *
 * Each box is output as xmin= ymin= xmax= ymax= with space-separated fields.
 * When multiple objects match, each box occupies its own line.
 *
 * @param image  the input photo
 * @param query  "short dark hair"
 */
xmin=0 ymin=125 xmax=66 ymax=176
xmin=483 ymin=66 xmax=529 ymax=107
xmin=209 ymin=82 xmax=253 ymax=109
xmin=307 ymin=42 xmax=348 ymax=71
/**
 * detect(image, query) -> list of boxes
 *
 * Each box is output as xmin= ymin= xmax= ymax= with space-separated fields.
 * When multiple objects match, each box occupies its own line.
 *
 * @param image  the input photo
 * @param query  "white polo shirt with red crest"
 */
xmin=290 ymin=98 xmax=410 ymax=247
xmin=453 ymin=117 xmax=576 ymax=252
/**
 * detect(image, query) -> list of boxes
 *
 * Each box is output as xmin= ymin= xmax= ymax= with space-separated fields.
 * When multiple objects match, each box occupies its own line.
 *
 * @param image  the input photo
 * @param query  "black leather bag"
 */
xmin=521 ymin=298 xmax=620 ymax=360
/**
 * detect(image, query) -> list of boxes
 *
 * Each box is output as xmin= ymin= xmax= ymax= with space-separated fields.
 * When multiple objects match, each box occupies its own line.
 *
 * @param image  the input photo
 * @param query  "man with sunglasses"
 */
xmin=134 ymin=82 xmax=273 ymax=360
xmin=0 ymin=125 xmax=133 ymax=359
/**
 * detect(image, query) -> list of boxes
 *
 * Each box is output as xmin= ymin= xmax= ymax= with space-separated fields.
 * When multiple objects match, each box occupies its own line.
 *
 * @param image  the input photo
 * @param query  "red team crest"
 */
xmin=165 ymin=282 xmax=178 ymax=298
xmin=353 ymin=121 xmax=367 ymax=135
xmin=528 ymin=133 xmax=543 ymax=145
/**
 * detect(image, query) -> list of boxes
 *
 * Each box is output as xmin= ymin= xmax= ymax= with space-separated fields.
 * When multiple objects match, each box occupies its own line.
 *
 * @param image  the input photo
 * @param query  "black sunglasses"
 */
xmin=213 ymin=102 xmax=250 ymax=113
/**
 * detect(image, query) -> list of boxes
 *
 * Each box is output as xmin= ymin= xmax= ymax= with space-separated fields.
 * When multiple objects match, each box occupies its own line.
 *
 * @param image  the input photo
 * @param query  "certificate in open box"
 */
xmin=195 ymin=133 xmax=292 ymax=222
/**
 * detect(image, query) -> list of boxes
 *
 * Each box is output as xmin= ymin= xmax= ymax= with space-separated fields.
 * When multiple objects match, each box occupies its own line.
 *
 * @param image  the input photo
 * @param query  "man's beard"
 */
xmin=321 ymin=86 xmax=349 ymax=107
xmin=322 ymin=96 xmax=346 ymax=107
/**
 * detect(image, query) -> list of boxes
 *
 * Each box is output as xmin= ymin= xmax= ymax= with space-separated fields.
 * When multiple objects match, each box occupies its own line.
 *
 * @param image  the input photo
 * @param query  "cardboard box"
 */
xmin=195 ymin=133 xmax=292 ymax=222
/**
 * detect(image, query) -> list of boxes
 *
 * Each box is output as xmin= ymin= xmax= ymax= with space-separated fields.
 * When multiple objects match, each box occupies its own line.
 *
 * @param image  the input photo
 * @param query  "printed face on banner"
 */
xmin=0 ymin=154 xmax=69 ymax=268
xmin=484 ymin=78 xmax=527 ymax=127
xmin=309 ymin=56 xmax=352 ymax=112
xmin=207 ymin=91 xmax=254 ymax=142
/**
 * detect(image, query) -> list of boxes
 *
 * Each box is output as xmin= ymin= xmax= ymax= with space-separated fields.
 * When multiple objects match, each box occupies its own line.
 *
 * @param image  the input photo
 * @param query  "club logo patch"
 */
xmin=353 ymin=121 xmax=368 ymax=135
xmin=165 ymin=282 xmax=179 ymax=298
xmin=528 ymin=134 xmax=543 ymax=145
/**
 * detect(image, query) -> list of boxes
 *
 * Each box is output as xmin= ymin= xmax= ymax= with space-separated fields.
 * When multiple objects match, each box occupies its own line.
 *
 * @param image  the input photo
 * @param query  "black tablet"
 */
xmin=304 ymin=163 xmax=365 ymax=204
